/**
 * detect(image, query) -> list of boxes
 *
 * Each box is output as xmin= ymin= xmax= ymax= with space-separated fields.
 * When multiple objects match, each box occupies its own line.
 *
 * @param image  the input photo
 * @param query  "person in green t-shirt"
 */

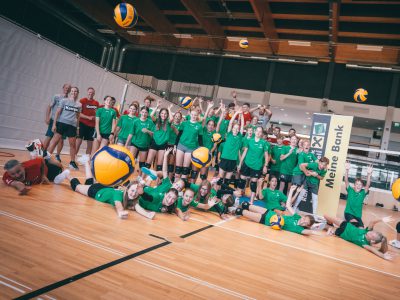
xmin=292 ymin=157 xmax=329 ymax=217
xmin=325 ymin=214 xmax=393 ymax=260
xmin=175 ymin=188 xmax=195 ymax=221
xmin=216 ymin=108 xmax=244 ymax=188
xmin=115 ymin=104 xmax=137 ymax=146
xmin=125 ymin=106 xmax=155 ymax=174
xmin=343 ymin=161 xmax=373 ymax=228
xmin=269 ymin=135 xmax=284 ymax=181
xmin=258 ymin=176 xmax=287 ymax=212
xmin=146 ymin=105 xmax=178 ymax=173
xmin=292 ymin=140 xmax=317 ymax=186
xmin=279 ymin=135 xmax=299 ymax=195
xmin=91 ymin=96 xmax=117 ymax=157
xmin=167 ymin=110 xmax=183 ymax=179
xmin=238 ymin=126 xmax=270 ymax=204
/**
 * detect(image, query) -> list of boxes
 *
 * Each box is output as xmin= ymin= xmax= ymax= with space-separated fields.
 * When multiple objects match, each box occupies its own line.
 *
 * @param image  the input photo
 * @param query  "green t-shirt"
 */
xmin=139 ymin=179 xmax=173 ymax=212
xmin=153 ymin=121 xmax=173 ymax=146
xmin=202 ymin=127 xmax=216 ymax=150
xmin=168 ymin=123 xmax=182 ymax=145
xmin=305 ymin=162 xmax=327 ymax=185
xmin=130 ymin=118 xmax=155 ymax=148
xmin=218 ymin=119 xmax=229 ymax=138
xmin=344 ymin=186 xmax=367 ymax=218
xmin=144 ymin=178 xmax=172 ymax=195
xmin=117 ymin=115 xmax=135 ymax=140
xmin=179 ymin=121 xmax=203 ymax=150
xmin=262 ymin=210 xmax=277 ymax=226
xmin=270 ymin=145 xmax=284 ymax=172
xmin=282 ymin=214 xmax=304 ymax=234
xmin=339 ymin=222 xmax=370 ymax=247
xmin=221 ymin=132 xmax=243 ymax=161
xmin=293 ymin=151 xmax=318 ymax=176
xmin=189 ymin=184 xmax=217 ymax=204
xmin=176 ymin=197 xmax=189 ymax=213
xmin=262 ymin=188 xmax=287 ymax=211
xmin=280 ymin=146 xmax=298 ymax=175
xmin=185 ymin=113 xmax=204 ymax=122
xmin=243 ymin=138 xmax=269 ymax=170
xmin=96 ymin=107 xmax=117 ymax=135
xmin=94 ymin=188 xmax=123 ymax=206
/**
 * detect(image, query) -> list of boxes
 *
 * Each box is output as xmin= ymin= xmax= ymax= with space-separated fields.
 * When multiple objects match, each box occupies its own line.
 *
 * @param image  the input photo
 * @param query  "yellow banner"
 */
xmin=317 ymin=115 xmax=353 ymax=216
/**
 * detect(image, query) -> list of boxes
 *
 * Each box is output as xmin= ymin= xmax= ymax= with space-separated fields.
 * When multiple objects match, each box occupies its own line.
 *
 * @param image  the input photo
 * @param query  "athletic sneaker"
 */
xmin=53 ymin=169 xmax=70 ymax=184
xmin=311 ymin=222 xmax=327 ymax=231
xmin=77 ymin=154 xmax=90 ymax=165
xmin=55 ymin=154 xmax=62 ymax=162
xmin=69 ymin=161 xmax=79 ymax=170
xmin=389 ymin=240 xmax=400 ymax=249
xmin=141 ymin=167 xmax=158 ymax=180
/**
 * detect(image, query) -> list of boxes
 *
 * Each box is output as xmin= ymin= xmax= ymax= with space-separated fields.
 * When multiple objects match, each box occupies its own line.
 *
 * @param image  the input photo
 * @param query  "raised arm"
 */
xmin=202 ymin=101 xmax=214 ymax=127
xmin=167 ymin=104 xmax=174 ymax=122
xmin=285 ymin=185 xmax=297 ymax=215
xmin=365 ymin=164 xmax=373 ymax=193
xmin=344 ymin=161 xmax=350 ymax=189
xmin=239 ymin=112 xmax=244 ymax=134
xmin=162 ymin=147 xmax=173 ymax=179
xmin=367 ymin=216 xmax=393 ymax=231
xmin=228 ymin=111 xmax=240 ymax=133
xmin=216 ymin=105 xmax=226 ymax=132
xmin=249 ymin=104 xmax=260 ymax=113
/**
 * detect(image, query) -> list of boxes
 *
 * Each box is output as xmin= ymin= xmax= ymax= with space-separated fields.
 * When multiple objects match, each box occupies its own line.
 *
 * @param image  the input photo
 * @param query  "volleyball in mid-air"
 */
xmin=270 ymin=214 xmax=285 ymax=230
xmin=191 ymin=147 xmax=212 ymax=169
xmin=211 ymin=133 xmax=222 ymax=144
xmin=114 ymin=3 xmax=138 ymax=28
xmin=392 ymin=178 xmax=400 ymax=201
xmin=353 ymin=88 xmax=368 ymax=103
xmin=239 ymin=39 xmax=249 ymax=49
xmin=91 ymin=145 xmax=135 ymax=186
xmin=179 ymin=96 xmax=194 ymax=109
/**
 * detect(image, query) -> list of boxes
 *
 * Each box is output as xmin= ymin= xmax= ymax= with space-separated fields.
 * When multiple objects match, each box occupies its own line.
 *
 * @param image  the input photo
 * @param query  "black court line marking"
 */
xmin=14 ymin=225 xmax=214 ymax=300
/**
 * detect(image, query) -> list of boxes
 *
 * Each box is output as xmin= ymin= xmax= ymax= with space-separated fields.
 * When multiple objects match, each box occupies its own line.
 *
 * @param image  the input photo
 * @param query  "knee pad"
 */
xmin=237 ymin=179 xmax=246 ymax=190
xmin=191 ymin=170 xmax=199 ymax=180
xmin=223 ymin=178 xmax=230 ymax=186
xmin=168 ymin=164 xmax=175 ymax=173
xmin=139 ymin=162 xmax=146 ymax=169
xmin=183 ymin=167 xmax=191 ymax=176
xmin=397 ymin=222 xmax=400 ymax=233
xmin=235 ymin=208 xmax=243 ymax=216
xmin=144 ymin=163 xmax=151 ymax=169
xmin=175 ymin=166 xmax=183 ymax=175
xmin=84 ymin=178 xmax=94 ymax=185
xmin=241 ymin=201 xmax=250 ymax=211
xmin=70 ymin=178 xmax=80 ymax=191
xmin=217 ymin=178 xmax=224 ymax=186
xmin=250 ymin=181 xmax=257 ymax=193
xmin=200 ymin=173 xmax=207 ymax=180
xmin=156 ymin=165 xmax=162 ymax=171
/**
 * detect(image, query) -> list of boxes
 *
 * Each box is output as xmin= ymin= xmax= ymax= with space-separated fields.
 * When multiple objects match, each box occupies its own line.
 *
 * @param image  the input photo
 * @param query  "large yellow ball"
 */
xmin=179 ymin=96 xmax=193 ymax=110
xmin=91 ymin=145 xmax=135 ymax=186
xmin=114 ymin=3 xmax=138 ymax=28
xmin=392 ymin=178 xmax=400 ymax=201
xmin=191 ymin=147 xmax=212 ymax=169
xmin=354 ymin=88 xmax=368 ymax=103
xmin=270 ymin=214 xmax=285 ymax=230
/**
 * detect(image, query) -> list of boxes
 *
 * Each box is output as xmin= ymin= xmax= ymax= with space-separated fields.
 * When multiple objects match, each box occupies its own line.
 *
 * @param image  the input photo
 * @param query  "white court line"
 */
xmin=0 ymin=280 xmax=26 ymax=293
xmin=0 ymin=275 xmax=56 ymax=300
xmin=190 ymin=217 xmax=400 ymax=279
xmin=1 ymin=210 xmax=254 ymax=300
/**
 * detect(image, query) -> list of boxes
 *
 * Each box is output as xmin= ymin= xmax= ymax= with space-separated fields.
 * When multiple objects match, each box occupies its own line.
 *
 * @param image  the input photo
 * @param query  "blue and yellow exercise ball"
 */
xmin=392 ymin=178 xmax=400 ymax=201
xmin=270 ymin=214 xmax=285 ymax=230
xmin=91 ymin=144 xmax=135 ymax=186
xmin=354 ymin=88 xmax=368 ymax=103
xmin=179 ymin=96 xmax=194 ymax=110
xmin=191 ymin=147 xmax=212 ymax=169
xmin=114 ymin=3 xmax=138 ymax=28
xmin=239 ymin=39 xmax=249 ymax=49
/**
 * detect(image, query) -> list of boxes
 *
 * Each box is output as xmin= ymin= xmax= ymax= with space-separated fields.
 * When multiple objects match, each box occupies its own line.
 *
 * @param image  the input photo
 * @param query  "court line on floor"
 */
xmin=0 ymin=275 xmax=56 ymax=300
xmin=1 ymin=211 xmax=254 ymax=300
xmin=190 ymin=217 xmax=400 ymax=279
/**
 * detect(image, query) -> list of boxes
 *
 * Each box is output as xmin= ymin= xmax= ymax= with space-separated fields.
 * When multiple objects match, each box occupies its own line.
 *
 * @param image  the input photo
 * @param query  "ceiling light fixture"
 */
xmin=173 ymin=34 xmax=193 ymax=39
xmin=288 ymin=41 xmax=311 ymax=47
xmin=127 ymin=30 xmax=146 ymax=36
xmin=356 ymin=45 xmax=383 ymax=52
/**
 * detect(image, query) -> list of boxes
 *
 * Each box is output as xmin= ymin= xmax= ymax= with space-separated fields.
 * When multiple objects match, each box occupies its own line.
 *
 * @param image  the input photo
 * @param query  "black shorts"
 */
xmin=93 ymin=132 xmax=111 ymax=140
xmin=292 ymin=174 xmax=305 ymax=186
xmin=241 ymin=162 xmax=261 ymax=179
xmin=259 ymin=210 xmax=270 ymax=224
xmin=335 ymin=221 xmax=348 ymax=236
xmin=132 ymin=143 xmax=149 ymax=152
xmin=280 ymin=173 xmax=292 ymax=183
xmin=56 ymin=122 xmax=77 ymax=138
xmin=78 ymin=122 xmax=95 ymax=141
xmin=87 ymin=183 xmax=107 ymax=199
xmin=219 ymin=158 xmax=237 ymax=173
xmin=344 ymin=213 xmax=364 ymax=228
xmin=45 ymin=119 xmax=66 ymax=139
xmin=149 ymin=140 xmax=168 ymax=151
xmin=45 ymin=160 xmax=62 ymax=181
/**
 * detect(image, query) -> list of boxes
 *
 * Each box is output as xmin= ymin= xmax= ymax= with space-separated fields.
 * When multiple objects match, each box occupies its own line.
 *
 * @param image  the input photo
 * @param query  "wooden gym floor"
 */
xmin=0 ymin=149 xmax=399 ymax=300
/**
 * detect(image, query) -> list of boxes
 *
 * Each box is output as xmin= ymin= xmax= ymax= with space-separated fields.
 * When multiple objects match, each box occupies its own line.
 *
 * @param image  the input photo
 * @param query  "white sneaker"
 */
xmin=389 ymin=240 xmax=400 ymax=249
xmin=53 ymin=169 xmax=70 ymax=184
xmin=77 ymin=154 xmax=90 ymax=165
xmin=311 ymin=222 xmax=326 ymax=231
xmin=234 ymin=197 xmax=240 ymax=207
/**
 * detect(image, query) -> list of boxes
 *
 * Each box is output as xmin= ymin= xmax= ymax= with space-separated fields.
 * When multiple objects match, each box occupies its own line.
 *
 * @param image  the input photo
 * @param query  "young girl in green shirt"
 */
xmin=115 ymin=104 xmax=136 ymax=146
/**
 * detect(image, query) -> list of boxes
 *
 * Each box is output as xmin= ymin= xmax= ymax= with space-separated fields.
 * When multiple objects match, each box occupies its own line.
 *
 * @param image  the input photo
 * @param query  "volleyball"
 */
xmin=239 ymin=39 xmax=249 ymax=49
xmin=353 ymin=88 xmax=368 ymax=103
xmin=211 ymin=133 xmax=222 ymax=144
xmin=270 ymin=214 xmax=285 ymax=230
xmin=392 ymin=178 xmax=400 ymax=201
xmin=191 ymin=147 xmax=212 ymax=169
xmin=91 ymin=144 xmax=135 ymax=186
xmin=114 ymin=3 xmax=138 ymax=28
xmin=179 ymin=96 xmax=193 ymax=109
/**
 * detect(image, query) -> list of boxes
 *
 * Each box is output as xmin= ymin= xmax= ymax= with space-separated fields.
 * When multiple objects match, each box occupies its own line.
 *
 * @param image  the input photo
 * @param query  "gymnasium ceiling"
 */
xmin=59 ymin=0 xmax=400 ymax=65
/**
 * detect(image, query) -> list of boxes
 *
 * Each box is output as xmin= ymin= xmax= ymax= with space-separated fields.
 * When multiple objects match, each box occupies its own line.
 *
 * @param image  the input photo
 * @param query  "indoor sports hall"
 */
xmin=1 ymin=1 xmax=399 ymax=299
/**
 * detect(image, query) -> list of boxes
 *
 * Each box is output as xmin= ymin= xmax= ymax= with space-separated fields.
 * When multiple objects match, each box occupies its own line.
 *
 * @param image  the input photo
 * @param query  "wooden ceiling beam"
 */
xmin=162 ymin=10 xmax=190 ymax=16
xmin=272 ymin=14 xmax=328 ymax=21
xmin=268 ymin=0 xmax=328 ymax=3
xmin=174 ymin=24 xmax=202 ymax=29
xmin=223 ymin=26 xmax=264 ymax=33
xmin=341 ymin=0 xmax=400 ymax=4
xmin=339 ymin=32 xmax=400 ymax=40
xmin=180 ymin=0 xmax=226 ymax=49
xmin=329 ymin=0 xmax=340 ymax=61
xmin=277 ymin=28 xmax=329 ymax=36
xmin=340 ymin=16 xmax=400 ymax=24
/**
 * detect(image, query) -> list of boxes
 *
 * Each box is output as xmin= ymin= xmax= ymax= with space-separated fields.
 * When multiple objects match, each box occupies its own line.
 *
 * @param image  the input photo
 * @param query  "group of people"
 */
xmin=2 ymin=83 xmax=399 ymax=261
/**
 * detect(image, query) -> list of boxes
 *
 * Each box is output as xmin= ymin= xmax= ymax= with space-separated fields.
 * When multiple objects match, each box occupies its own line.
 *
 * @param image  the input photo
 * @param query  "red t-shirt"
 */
xmin=242 ymin=112 xmax=253 ymax=126
xmin=2 ymin=158 xmax=47 ymax=186
xmin=99 ymin=105 xmax=120 ymax=118
xmin=79 ymin=98 xmax=99 ymax=127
